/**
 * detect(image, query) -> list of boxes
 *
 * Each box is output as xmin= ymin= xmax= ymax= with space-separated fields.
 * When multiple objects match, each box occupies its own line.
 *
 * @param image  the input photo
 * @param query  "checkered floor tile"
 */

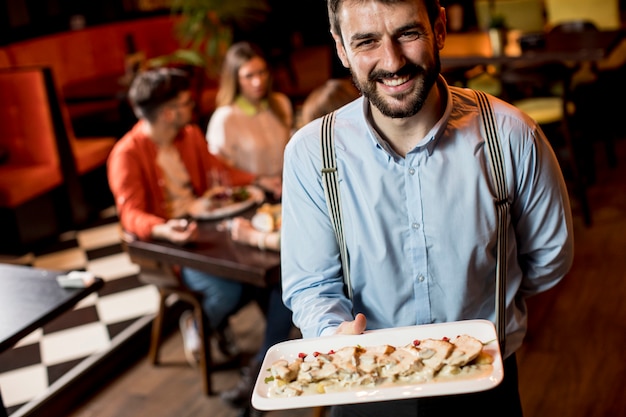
xmin=0 ymin=209 xmax=159 ymax=415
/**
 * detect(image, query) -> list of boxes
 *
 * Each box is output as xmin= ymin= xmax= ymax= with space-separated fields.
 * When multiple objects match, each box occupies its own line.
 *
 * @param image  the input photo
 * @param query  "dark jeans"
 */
xmin=330 ymin=353 xmax=523 ymax=417
xmin=181 ymin=267 xmax=293 ymax=364
xmin=254 ymin=283 xmax=293 ymax=363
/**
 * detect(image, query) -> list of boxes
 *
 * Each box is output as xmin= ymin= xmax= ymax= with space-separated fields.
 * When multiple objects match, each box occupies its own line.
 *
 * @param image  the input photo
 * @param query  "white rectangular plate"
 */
xmin=252 ymin=319 xmax=503 ymax=410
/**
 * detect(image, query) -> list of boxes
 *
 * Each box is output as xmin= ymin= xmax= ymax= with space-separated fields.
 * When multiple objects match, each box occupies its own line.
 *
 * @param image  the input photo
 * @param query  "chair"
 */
xmin=0 ymin=67 xmax=67 ymax=253
xmin=121 ymin=231 xmax=215 ymax=395
xmin=1 ymin=66 xmax=117 ymax=229
xmin=469 ymin=3 xmax=596 ymax=226
xmin=545 ymin=0 xmax=623 ymax=178
xmin=53 ymin=76 xmax=117 ymax=221
xmin=505 ymin=23 xmax=596 ymax=226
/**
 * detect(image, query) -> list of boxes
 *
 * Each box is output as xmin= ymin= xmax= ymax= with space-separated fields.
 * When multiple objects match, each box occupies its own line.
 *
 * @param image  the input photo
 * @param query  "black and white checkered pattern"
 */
xmin=0 ymin=208 xmax=158 ymax=415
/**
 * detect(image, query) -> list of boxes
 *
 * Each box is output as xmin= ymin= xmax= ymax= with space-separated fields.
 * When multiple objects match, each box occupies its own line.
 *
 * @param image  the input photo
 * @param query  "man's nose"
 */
xmin=379 ymin=39 xmax=406 ymax=73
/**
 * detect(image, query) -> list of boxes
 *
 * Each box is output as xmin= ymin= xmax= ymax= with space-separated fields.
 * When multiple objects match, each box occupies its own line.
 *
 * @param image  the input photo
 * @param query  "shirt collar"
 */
xmin=235 ymin=95 xmax=269 ymax=116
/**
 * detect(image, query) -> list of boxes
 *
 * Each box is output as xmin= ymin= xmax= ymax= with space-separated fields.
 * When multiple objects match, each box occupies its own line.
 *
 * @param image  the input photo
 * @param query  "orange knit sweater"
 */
xmin=107 ymin=121 xmax=255 ymax=240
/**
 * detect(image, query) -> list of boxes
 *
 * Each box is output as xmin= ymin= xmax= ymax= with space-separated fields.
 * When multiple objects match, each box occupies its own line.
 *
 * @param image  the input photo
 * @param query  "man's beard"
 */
xmin=351 ymin=53 xmax=441 ymax=119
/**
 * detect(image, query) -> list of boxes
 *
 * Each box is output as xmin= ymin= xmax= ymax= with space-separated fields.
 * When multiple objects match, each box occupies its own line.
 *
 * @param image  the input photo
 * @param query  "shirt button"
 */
xmin=418 ymin=275 xmax=425 ymax=282
xmin=412 ymin=222 xmax=420 ymax=230
xmin=408 ymin=168 xmax=415 ymax=175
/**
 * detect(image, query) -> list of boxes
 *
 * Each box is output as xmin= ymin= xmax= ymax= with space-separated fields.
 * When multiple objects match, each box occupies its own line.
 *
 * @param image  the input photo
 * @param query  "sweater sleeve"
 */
xmin=107 ymin=140 xmax=166 ymax=241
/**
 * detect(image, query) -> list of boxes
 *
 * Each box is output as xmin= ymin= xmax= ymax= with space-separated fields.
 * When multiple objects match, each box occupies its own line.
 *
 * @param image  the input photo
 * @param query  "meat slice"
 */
xmin=378 ymin=346 xmax=424 ymax=378
xmin=270 ymin=358 xmax=302 ymax=382
xmin=417 ymin=338 xmax=454 ymax=371
xmin=446 ymin=334 xmax=484 ymax=366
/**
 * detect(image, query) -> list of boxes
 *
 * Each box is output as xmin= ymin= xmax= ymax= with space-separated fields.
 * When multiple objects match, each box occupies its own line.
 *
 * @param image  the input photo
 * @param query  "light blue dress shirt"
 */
xmin=281 ymin=78 xmax=574 ymax=358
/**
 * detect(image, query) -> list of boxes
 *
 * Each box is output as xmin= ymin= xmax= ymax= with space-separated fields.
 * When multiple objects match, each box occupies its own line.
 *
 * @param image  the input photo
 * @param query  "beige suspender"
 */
xmin=321 ymin=111 xmax=353 ymax=303
xmin=475 ymin=90 xmax=510 ymax=353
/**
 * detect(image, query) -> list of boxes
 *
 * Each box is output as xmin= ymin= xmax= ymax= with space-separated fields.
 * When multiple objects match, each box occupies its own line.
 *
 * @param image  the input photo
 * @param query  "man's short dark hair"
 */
xmin=327 ymin=0 xmax=441 ymax=40
xmin=128 ymin=67 xmax=191 ymax=123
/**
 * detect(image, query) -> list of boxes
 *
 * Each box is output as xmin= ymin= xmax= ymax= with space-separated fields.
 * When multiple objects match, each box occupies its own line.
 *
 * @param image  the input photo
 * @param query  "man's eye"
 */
xmin=400 ymin=31 xmax=421 ymax=41
xmin=354 ymin=39 xmax=376 ymax=49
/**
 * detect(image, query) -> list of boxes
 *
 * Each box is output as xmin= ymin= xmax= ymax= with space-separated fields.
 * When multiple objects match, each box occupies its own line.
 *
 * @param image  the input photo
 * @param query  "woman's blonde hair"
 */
xmin=215 ymin=41 xmax=290 ymax=127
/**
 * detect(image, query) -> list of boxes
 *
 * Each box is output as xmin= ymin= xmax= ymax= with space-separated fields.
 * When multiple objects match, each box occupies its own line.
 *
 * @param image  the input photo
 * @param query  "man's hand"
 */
xmin=335 ymin=313 xmax=367 ymax=335
xmin=151 ymin=218 xmax=198 ymax=245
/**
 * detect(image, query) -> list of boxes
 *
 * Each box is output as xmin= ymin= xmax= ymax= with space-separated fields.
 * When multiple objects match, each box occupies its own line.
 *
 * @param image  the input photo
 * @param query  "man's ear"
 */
xmin=434 ymin=6 xmax=447 ymax=50
xmin=332 ymin=31 xmax=350 ymax=68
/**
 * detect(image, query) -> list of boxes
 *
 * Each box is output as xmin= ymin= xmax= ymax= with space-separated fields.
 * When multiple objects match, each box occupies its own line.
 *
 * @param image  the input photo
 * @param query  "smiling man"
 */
xmin=280 ymin=1 xmax=574 ymax=416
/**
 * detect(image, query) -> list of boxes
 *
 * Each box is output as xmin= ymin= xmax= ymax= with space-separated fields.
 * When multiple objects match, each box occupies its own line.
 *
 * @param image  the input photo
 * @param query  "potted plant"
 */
xmin=486 ymin=1 xmax=507 ymax=56
xmin=145 ymin=0 xmax=270 ymax=120
xmin=147 ymin=0 xmax=270 ymax=76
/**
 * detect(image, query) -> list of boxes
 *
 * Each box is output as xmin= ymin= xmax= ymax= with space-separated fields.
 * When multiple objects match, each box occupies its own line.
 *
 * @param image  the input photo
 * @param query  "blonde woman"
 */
xmin=230 ymin=78 xmax=360 ymax=253
xmin=206 ymin=41 xmax=293 ymax=199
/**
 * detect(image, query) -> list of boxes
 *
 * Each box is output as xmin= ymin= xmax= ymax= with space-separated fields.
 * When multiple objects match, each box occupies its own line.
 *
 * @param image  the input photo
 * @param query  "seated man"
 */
xmin=107 ymin=67 xmax=290 ymax=369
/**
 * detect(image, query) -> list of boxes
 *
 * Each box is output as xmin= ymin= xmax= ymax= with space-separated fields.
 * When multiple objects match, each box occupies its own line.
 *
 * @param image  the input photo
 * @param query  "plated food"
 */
xmin=192 ymin=185 xmax=265 ymax=220
xmin=252 ymin=320 xmax=503 ymax=410
xmin=205 ymin=186 xmax=252 ymax=208
xmin=266 ymin=334 xmax=492 ymax=398
xmin=251 ymin=203 xmax=282 ymax=233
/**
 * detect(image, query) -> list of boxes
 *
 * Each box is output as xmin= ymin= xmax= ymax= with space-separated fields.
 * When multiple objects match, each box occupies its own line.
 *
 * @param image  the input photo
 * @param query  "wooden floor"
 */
xmin=61 ymin=136 xmax=626 ymax=417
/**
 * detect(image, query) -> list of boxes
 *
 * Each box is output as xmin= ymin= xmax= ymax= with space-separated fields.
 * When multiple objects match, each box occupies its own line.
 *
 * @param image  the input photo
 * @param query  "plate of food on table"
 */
xmin=193 ymin=185 xmax=265 ymax=220
xmin=252 ymin=319 xmax=503 ymax=410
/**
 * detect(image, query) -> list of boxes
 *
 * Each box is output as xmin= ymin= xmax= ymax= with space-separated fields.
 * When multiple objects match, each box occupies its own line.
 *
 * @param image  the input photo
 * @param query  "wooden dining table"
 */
xmin=121 ymin=204 xmax=281 ymax=397
xmin=0 ymin=264 xmax=104 ymax=417
xmin=124 ymin=207 xmax=281 ymax=288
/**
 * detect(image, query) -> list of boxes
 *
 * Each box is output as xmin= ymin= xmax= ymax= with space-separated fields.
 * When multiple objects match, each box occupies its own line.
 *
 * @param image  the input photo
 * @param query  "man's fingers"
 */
xmin=335 ymin=313 xmax=367 ymax=335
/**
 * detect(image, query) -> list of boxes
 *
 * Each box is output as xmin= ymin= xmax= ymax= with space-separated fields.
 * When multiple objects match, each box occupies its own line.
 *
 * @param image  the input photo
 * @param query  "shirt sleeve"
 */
xmin=206 ymin=107 xmax=232 ymax=160
xmin=508 ymin=120 xmax=574 ymax=297
xmin=280 ymin=125 xmax=355 ymax=338
xmin=107 ymin=142 xmax=165 ymax=240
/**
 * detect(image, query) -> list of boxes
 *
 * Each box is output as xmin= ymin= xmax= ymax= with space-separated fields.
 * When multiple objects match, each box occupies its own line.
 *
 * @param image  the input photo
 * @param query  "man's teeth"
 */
xmin=382 ymin=76 xmax=409 ymax=86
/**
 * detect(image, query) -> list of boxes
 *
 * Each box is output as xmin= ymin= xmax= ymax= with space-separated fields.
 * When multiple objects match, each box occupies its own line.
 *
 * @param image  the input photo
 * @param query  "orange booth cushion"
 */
xmin=0 ymin=164 xmax=63 ymax=207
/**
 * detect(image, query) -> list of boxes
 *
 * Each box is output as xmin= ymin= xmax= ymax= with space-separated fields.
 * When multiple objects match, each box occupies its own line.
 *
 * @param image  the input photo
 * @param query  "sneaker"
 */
xmin=179 ymin=310 xmax=200 ymax=367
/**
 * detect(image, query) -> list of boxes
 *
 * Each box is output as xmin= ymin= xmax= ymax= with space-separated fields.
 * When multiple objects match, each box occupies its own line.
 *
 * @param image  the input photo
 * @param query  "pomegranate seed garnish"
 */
xmin=298 ymin=352 xmax=307 ymax=359
xmin=413 ymin=339 xmax=421 ymax=346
